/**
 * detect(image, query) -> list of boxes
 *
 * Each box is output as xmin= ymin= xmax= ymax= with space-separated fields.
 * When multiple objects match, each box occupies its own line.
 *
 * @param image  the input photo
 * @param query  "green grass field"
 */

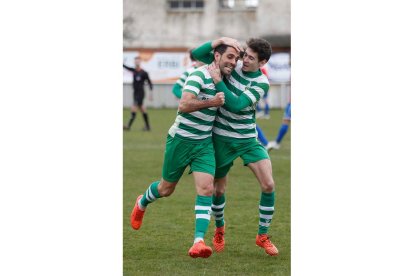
xmin=123 ymin=108 xmax=291 ymax=275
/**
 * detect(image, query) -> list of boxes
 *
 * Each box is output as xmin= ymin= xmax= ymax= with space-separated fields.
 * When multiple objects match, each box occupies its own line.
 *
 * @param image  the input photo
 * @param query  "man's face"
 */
xmin=134 ymin=57 xmax=141 ymax=67
xmin=216 ymin=47 xmax=239 ymax=76
xmin=241 ymin=47 xmax=260 ymax=72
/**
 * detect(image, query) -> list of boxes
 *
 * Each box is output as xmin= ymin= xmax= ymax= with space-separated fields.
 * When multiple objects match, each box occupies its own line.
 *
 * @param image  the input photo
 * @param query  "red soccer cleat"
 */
xmin=212 ymin=226 xmax=225 ymax=252
xmin=188 ymin=241 xmax=213 ymax=258
xmin=256 ymin=234 xmax=279 ymax=256
xmin=130 ymin=195 xmax=145 ymax=230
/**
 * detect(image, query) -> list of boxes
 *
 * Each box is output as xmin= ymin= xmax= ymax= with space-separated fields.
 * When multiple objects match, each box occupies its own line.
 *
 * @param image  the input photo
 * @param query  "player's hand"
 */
xmin=211 ymin=92 xmax=225 ymax=107
xmin=219 ymin=37 xmax=243 ymax=53
xmin=207 ymin=63 xmax=222 ymax=83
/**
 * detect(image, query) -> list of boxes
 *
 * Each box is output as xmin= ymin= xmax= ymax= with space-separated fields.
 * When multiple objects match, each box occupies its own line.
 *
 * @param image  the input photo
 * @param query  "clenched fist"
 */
xmin=211 ymin=92 xmax=225 ymax=107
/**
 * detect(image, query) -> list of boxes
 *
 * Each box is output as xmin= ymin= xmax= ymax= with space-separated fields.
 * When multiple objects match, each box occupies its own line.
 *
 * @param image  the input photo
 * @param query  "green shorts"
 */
xmin=162 ymin=135 xmax=216 ymax=182
xmin=213 ymin=135 xmax=269 ymax=178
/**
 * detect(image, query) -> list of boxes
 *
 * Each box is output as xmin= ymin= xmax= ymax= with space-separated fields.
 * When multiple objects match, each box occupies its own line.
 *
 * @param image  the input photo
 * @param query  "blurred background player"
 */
xmin=172 ymin=49 xmax=205 ymax=99
xmin=266 ymin=96 xmax=291 ymax=151
xmin=123 ymin=56 xmax=153 ymax=131
xmin=256 ymin=94 xmax=291 ymax=151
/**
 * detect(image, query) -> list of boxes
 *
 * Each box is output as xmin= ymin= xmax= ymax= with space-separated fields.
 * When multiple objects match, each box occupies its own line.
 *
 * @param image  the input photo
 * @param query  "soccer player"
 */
xmin=129 ymin=44 xmax=240 ymax=258
xmin=192 ymin=37 xmax=279 ymax=256
xmin=266 ymin=98 xmax=291 ymax=151
xmin=172 ymin=49 xmax=205 ymax=99
xmin=123 ymin=56 xmax=153 ymax=131
xmin=255 ymin=96 xmax=291 ymax=151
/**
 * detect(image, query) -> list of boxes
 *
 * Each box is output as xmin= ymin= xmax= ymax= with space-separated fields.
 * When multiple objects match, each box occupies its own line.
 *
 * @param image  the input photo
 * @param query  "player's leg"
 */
xmin=268 ymin=102 xmax=291 ymax=150
xmin=130 ymin=135 xmax=187 ymax=230
xmin=130 ymin=178 xmax=178 ymax=230
xmin=264 ymin=96 xmax=270 ymax=118
xmin=256 ymin=125 xmax=268 ymax=146
xmin=124 ymin=102 xmax=138 ymax=130
xmin=188 ymin=142 xmax=216 ymax=258
xmin=210 ymin=138 xmax=237 ymax=252
xmin=275 ymin=118 xmax=290 ymax=144
xmin=247 ymin=158 xmax=279 ymax=256
xmin=137 ymin=90 xmax=150 ymax=131
xmin=211 ymin=174 xmax=228 ymax=253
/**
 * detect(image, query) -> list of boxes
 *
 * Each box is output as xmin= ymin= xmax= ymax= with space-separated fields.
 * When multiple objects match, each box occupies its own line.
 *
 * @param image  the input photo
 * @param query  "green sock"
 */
xmin=212 ymin=194 xmax=225 ymax=228
xmin=258 ymin=191 xmax=275 ymax=234
xmin=139 ymin=181 xmax=161 ymax=209
xmin=194 ymin=195 xmax=212 ymax=242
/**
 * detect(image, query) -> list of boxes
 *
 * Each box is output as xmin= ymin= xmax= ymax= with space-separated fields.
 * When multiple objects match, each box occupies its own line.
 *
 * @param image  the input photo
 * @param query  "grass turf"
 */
xmin=123 ymin=108 xmax=291 ymax=275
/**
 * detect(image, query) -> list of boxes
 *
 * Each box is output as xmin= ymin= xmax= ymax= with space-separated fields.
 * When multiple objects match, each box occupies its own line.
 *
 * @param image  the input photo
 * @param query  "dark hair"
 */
xmin=246 ymin=38 xmax=272 ymax=62
xmin=213 ymin=44 xmax=230 ymax=55
xmin=189 ymin=48 xmax=195 ymax=61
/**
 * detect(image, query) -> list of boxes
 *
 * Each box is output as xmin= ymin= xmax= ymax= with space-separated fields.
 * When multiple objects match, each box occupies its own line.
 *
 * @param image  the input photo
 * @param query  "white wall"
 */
xmin=123 ymin=0 xmax=290 ymax=48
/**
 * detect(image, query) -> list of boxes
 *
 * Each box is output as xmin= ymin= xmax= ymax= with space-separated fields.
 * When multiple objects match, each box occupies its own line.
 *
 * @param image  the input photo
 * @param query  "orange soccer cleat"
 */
xmin=188 ymin=241 xmax=213 ymax=258
xmin=130 ymin=195 xmax=145 ymax=230
xmin=256 ymin=234 xmax=279 ymax=256
xmin=212 ymin=226 xmax=225 ymax=252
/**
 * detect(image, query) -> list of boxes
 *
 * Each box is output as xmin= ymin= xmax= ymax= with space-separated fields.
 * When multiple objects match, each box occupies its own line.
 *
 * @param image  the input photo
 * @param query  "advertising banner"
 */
xmin=123 ymin=51 xmax=192 ymax=84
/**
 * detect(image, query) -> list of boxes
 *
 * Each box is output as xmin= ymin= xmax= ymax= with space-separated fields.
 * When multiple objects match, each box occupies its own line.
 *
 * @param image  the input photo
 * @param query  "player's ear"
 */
xmin=214 ymin=52 xmax=221 ymax=63
xmin=258 ymin=59 xmax=267 ymax=68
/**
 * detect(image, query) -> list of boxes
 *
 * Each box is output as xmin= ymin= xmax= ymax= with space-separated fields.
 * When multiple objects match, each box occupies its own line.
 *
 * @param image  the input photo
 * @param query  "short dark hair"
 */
xmin=189 ymin=48 xmax=195 ymax=61
xmin=246 ymin=38 xmax=272 ymax=62
xmin=214 ymin=44 xmax=230 ymax=55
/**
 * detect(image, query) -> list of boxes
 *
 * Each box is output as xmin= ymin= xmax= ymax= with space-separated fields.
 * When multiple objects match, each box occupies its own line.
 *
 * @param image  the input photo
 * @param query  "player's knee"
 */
xmin=199 ymin=183 xmax=214 ymax=196
xmin=214 ymin=189 xmax=225 ymax=197
xmin=159 ymin=186 xmax=175 ymax=197
xmin=158 ymin=181 xmax=176 ymax=197
xmin=261 ymin=179 xmax=275 ymax=193
xmin=213 ymin=183 xmax=226 ymax=197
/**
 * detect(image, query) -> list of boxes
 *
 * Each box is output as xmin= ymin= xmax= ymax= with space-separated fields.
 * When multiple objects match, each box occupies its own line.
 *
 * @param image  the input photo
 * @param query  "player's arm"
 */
xmin=172 ymin=70 xmax=189 ymax=99
xmin=207 ymin=63 xmax=252 ymax=112
xmin=172 ymin=83 xmax=183 ymax=99
xmin=178 ymin=92 xmax=224 ymax=113
xmin=215 ymin=81 xmax=252 ymax=112
xmin=123 ymin=64 xmax=135 ymax=72
xmin=146 ymin=72 xmax=153 ymax=91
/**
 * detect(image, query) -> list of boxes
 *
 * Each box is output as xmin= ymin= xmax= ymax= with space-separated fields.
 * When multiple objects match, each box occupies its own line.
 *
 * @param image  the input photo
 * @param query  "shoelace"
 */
xmin=214 ymin=231 xmax=224 ymax=242
xmin=260 ymin=235 xmax=273 ymax=246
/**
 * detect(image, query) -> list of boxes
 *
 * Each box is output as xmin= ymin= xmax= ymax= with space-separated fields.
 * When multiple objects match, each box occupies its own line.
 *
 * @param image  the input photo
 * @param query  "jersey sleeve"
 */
xmin=191 ymin=41 xmax=214 ymax=64
xmin=215 ymin=81 xmax=252 ymax=112
xmin=244 ymin=82 xmax=269 ymax=105
xmin=123 ymin=64 xmax=134 ymax=72
xmin=175 ymin=70 xmax=190 ymax=87
xmin=182 ymin=70 xmax=204 ymax=96
xmin=145 ymin=72 xmax=153 ymax=90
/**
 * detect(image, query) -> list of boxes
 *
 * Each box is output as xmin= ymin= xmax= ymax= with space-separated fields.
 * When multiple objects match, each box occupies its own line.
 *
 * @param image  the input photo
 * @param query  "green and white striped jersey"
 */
xmin=168 ymin=65 xmax=219 ymax=140
xmin=213 ymin=61 xmax=270 ymax=140
xmin=175 ymin=66 xmax=197 ymax=88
